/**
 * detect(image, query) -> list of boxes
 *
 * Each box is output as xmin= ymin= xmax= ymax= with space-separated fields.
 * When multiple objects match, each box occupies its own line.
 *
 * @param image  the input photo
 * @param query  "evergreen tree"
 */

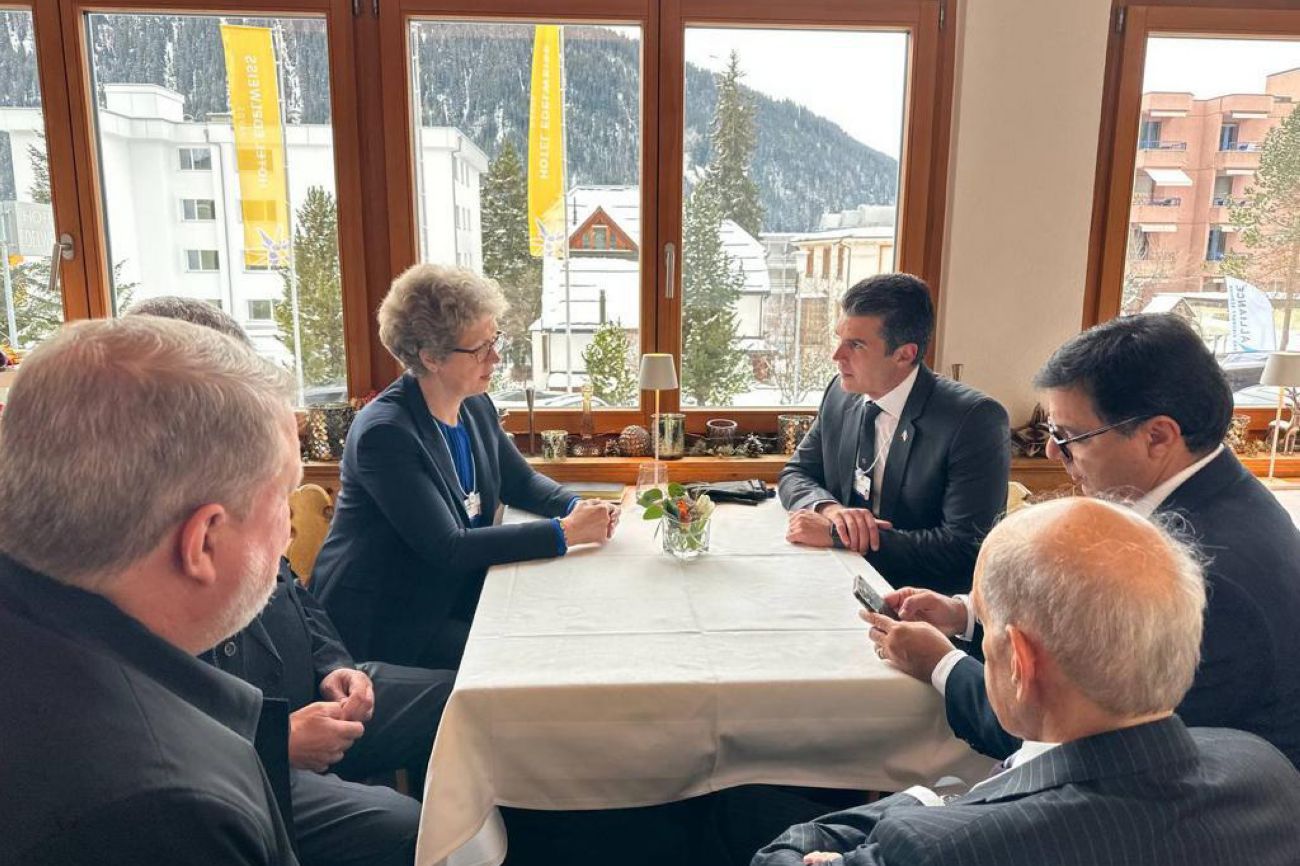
xmin=680 ymin=185 xmax=750 ymax=405
xmin=480 ymin=141 xmax=541 ymax=377
xmin=1225 ymin=105 xmax=1300 ymax=349
xmin=275 ymin=186 xmax=344 ymax=389
xmin=26 ymin=139 xmax=50 ymax=204
xmin=695 ymin=51 xmax=763 ymax=237
xmin=1 ymin=138 xmax=136 ymax=350
xmin=4 ymin=259 xmax=136 ymax=348
xmin=582 ymin=319 xmax=637 ymax=404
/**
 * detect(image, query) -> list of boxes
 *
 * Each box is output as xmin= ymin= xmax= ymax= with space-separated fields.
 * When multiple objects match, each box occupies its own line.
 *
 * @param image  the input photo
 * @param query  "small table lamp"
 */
xmin=1261 ymin=351 xmax=1300 ymax=481
xmin=639 ymin=353 xmax=679 ymax=462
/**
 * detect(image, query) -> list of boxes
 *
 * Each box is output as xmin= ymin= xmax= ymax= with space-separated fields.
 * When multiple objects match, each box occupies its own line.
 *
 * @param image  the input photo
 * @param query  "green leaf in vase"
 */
xmin=638 ymin=488 xmax=664 ymax=507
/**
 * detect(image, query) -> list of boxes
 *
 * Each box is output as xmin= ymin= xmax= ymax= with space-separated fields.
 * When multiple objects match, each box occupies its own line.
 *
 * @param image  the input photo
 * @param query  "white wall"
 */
xmin=935 ymin=0 xmax=1114 ymax=423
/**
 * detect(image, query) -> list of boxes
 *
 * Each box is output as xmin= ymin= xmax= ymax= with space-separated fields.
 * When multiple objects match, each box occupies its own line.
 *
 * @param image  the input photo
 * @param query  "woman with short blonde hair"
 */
xmin=312 ymin=264 xmax=619 ymax=667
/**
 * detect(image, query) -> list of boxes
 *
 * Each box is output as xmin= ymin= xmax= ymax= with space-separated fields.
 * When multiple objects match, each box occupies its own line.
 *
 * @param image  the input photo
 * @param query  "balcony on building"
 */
xmin=1130 ymin=166 xmax=1192 ymax=224
xmin=1215 ymin=145 xmax=1263 ymax=173
xmin=1134 ymin=140 xmax=1189 ymax=169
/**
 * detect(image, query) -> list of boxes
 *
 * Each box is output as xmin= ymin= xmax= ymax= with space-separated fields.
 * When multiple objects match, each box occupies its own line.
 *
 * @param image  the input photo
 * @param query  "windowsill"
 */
xmin=300 ymin=454 xmax=1300 ymax=502
xmin=522 ymin=454 xmax=789 ymax=484
xmin=1009 ymin=453 xmax=1300 ymax=480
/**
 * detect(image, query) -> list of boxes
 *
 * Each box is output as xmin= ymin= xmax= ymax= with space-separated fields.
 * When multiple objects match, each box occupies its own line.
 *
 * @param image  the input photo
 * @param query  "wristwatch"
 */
xmin=829 ymin=524 xmax=846 ymax=550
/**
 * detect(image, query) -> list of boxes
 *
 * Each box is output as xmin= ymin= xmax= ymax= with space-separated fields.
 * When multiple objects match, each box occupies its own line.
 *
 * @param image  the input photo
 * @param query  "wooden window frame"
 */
xmin=377 ymin=0 xmax=956 ymax=438
xmin=25 ymin=0 xmax=954 ymax=440
xmin=8 ymin=1 xmax=94 ymax=323
xmin=377 ymin=0 xmax=660 ymax=436
xmin=660 ymin=0 xmax=955 ymax=436
xmin=46 ymin=0 xmax=375 ymax=397
xmin=1084 ymin=0 xmax=1300 ymax=433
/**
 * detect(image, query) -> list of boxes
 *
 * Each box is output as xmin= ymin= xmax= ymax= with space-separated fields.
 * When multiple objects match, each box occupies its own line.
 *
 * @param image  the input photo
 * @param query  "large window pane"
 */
xmin=680 ymin=28 xmax=906 ymax=408
xmin=1122 ymin=36 xmax=1300 ymax=407
xmin=85 ymin=12 xmax=346 ymax=403
xmin=408 ymin=20 xmax=644 ymax=409
xmin=0 ymin=9 xmax=64 ymax=353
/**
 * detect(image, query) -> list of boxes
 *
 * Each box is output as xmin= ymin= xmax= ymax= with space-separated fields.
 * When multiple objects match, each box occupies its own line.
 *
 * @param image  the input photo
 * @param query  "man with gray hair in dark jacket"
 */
xmin=0 ymin=316 xmax=301 ymax=864
xmin=128 ymin=295 xmax=455 ymax=866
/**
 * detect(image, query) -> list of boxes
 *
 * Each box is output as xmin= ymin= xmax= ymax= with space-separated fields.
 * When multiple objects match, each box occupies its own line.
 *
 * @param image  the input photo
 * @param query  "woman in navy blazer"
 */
xmin=311 ymin=264 xmax=619 ymax=667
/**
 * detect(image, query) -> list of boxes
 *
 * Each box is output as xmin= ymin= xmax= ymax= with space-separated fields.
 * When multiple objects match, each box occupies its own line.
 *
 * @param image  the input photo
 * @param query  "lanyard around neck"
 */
xmin=433 ymin=413 xmax=476 ymax=497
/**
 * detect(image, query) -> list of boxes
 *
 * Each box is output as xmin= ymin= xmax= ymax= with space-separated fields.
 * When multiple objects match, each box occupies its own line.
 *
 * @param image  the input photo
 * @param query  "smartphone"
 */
xmin=853 ymin=575 xmax=899 ymax=620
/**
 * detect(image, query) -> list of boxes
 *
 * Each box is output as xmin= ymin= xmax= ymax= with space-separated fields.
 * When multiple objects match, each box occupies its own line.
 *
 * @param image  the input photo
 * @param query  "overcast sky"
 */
xmin=1144 ymin=37 xmax=1300 ymax=98
xmin=600 ymin=31 xmax=1300 ymax=160
xmin=684 ymin=28 xmax=907 ymax=159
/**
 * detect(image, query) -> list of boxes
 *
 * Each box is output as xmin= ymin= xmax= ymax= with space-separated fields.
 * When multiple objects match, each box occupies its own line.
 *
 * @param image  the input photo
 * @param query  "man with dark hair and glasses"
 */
xmin=867 ymin=313 xmax=1300 ymax=770
xmin=779 ymin=273 xmax=1011 ymax=594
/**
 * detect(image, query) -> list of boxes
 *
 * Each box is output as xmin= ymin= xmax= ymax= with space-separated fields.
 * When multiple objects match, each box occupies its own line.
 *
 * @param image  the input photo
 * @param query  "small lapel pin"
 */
xmin=901 ymin=429 xmax=910 ymax=442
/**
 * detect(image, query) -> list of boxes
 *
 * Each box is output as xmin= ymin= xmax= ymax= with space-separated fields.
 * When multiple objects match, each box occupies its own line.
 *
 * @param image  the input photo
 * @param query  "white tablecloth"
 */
xmin=416 ymin=494 xmax=993 ymax=866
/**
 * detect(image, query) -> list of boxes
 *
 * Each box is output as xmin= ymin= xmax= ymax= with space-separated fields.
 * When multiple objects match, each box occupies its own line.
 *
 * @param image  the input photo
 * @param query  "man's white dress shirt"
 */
xmin=812 ymin=365 xmax=919 ymax=514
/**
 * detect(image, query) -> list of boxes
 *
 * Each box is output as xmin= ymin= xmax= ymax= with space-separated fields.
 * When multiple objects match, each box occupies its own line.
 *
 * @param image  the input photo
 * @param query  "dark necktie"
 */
xmin=853 ymin=401 xmax=884 ymax=509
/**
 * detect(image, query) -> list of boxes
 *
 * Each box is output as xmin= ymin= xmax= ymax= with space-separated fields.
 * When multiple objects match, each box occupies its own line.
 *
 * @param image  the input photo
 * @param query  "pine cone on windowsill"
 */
xmin=1011 ymin=404 xmax=1051 ymax=458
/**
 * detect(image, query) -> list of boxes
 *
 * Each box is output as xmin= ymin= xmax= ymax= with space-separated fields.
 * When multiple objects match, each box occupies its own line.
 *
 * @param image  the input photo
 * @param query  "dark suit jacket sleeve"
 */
xmin=26 ymin=789 xmax=290 ymax=865
xmin=494 ymin=421 xmax=578 ymax=517
xmin=943 ymin=654 xmax=1021 ymax=761
xmin=291 ymin=579 xmax=355 ymax=686
xmin=751 ymin=794 xmax=925 ymax=866
xmin=777 ymin=379 xmax=839 ymax=512
xmin=1174 ymin=577 xmax=1269 ymax=729
xmin=868 ymin=399 xmax=1010 ymax=594
xmin=355 ymin=421 xmax=564 ymax=575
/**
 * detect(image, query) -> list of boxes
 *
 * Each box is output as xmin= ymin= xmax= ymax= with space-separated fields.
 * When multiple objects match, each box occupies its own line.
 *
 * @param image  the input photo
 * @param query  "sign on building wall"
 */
xmin=220 ymin=24 xmax=291 ymax=270
xmin=528 ymin=24 xmax=566 ymax=258
xmin=0 ymin=201 xmax=54 ymax=258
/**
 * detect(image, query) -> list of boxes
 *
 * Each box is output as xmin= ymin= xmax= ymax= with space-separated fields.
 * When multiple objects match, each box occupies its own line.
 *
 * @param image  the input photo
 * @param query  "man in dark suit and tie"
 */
xmin=755 ymin=497 xmax=1300 ymax=866
xmin=868 ymin=314 xmax=1300 ymax=772
xmin=779 ymin=274 xmax=1010 ymax=594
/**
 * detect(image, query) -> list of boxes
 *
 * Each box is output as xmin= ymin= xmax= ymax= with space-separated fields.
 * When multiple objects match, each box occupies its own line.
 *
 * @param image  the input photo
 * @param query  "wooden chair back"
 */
xmin=287 ymin=483 xmax=333 ymax=585
xmin=1006 ymin=481 xmax=1032 ymax=515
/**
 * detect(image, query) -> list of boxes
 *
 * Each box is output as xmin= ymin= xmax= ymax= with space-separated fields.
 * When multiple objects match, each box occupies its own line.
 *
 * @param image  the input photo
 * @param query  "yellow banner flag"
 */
xmin=528 ymin=25 xmax=565 ymax=258
xmin=220 ymin=24 xmax=291 ymax=270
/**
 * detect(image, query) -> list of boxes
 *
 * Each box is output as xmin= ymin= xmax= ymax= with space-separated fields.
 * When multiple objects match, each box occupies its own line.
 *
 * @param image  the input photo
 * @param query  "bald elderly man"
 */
xmin=755 ymin=499 xmax=1300 ymax=866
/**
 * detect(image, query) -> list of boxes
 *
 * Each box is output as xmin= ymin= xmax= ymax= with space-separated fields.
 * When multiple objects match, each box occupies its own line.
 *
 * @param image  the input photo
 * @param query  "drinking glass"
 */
xmin=635 ymin=461 xmax=668 ymax=501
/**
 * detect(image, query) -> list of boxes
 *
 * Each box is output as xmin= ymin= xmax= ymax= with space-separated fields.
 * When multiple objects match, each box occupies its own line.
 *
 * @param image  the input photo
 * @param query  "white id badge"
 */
xmin=853 ymin=466 xmax=872 ymax=502
xmin=464 ymin=490 xmax=482 ymax=520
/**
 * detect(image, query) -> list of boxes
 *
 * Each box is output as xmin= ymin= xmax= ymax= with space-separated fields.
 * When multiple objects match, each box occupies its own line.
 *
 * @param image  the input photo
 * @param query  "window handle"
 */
xmin=46 ymin=234 xmax=74 ymax=298
xmin=664 ymin=242 xmax=676 ymax=300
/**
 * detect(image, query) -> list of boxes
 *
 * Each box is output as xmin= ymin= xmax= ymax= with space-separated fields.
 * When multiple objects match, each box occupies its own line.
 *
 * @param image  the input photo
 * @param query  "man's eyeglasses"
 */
xmin=1047 ymin=416 xmax=1150 ymax=462
xmin=451 ymin=330 xmax=504 ymax=363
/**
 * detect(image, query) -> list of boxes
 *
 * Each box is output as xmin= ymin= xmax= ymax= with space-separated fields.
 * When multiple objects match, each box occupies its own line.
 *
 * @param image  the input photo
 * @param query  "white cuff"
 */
xmin=898 ymin=785 xmax=945 ymax=807
xmin=930 ymin=649 xmax=969 ymax=696
xmin=953 ymin=594 xmax=976 ymax=642
xmin=808 ymin=499 xmax=838 ymax=513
